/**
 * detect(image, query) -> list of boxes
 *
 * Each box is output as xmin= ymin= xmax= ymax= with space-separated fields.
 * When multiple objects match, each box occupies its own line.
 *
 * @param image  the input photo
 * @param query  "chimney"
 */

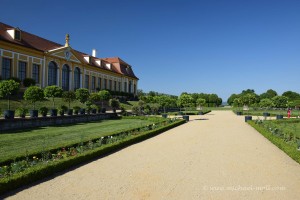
xmin=92 ymin=49 xmax=97 ymax=57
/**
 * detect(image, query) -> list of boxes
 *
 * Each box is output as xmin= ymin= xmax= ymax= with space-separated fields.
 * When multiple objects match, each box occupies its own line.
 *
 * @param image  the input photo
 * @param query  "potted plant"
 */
xmin=44 ymin=86 xmax=63 ymax=117
xmin=178 ymin=93 xmax=194 ymax=121
xmin=98 ymin=90 xmax=111 ymax=113
xmin=91 ymin=105 xmax=98 ymax=114
xmin=59 ymin=105 xmax=68 ymax=116
xmin=0 ymin=80 xmax=20 ymax=119
xmin=96 ymin=105 xmax=102 ymax=113
xmin=39 ymin=107 xmax=49 ymax=117
xmin=259 ymin=98 xmax=274 ymax=118
xmin=272 ymin=96 xmax=288 ymax=120
xmin=85 ymin=100 xmax=93 ymax=115
xmin=73 ymin=106 xmax=80 ymax=115
xmin=62 ymin=91 xmax=76 ymax=116
xmin=16 ymin=107 xmax=28 ymax=118
xmin=75 ymin=88 xmax=90 ymax=115
xmin=23 ymin=86 xmax=44 ymax=118
xmin=233 ymin=98 xmax=242 ymax=115
xmin=240 ymin=93 xmax=256 ymax=122
xmin=109 ymin=98 xmax=120 ymax=113
xmin=196 ymin=98 xmax=206 ymax=115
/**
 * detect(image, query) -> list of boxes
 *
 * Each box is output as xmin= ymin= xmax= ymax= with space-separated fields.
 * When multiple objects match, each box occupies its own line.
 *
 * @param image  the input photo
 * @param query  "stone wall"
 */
xmin=0 ymin=113 xmax=118 ymax=132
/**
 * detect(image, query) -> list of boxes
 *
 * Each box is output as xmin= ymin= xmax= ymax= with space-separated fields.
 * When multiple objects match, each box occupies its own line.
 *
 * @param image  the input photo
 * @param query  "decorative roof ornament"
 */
xmin=65 ymin=34 xmax=70 ymax=47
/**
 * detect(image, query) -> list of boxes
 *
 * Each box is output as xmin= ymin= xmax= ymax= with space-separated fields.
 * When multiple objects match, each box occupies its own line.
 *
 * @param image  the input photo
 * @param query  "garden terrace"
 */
xmin=0 ymin=117 xmax=185 ymax=195
xmin=0 ymin=117 xmax=166 ymax=164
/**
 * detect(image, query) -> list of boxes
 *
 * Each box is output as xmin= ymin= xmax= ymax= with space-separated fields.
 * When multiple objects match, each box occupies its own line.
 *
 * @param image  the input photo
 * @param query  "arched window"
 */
xmin=74 ymin=67 xmax=80 ymax=90
xmin=48 ymin=61 xmax=57 ymax=86
xmin=62 ymin=64 xmax=70 ymax=91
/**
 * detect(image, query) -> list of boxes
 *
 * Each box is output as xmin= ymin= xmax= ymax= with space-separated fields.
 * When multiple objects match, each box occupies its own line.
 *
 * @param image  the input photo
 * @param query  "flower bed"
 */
xmin=248 ymin=119 xmax=300 ymax=165
xmin=0 ymin=118 xmax=185 ymax=195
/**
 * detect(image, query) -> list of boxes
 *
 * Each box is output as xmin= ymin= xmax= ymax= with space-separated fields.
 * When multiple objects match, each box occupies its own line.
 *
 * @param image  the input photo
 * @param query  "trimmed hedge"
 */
xmin=0 ymin=119 xmax=185 ymax=195
xmin=248 ymin=121 xmax=300 ymax=164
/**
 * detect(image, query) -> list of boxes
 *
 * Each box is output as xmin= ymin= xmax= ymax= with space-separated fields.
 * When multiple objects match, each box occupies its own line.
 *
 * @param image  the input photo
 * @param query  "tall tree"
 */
xmin=282 ymin=91 xmax=300 ymax=101
xmin=260 ymin=89 xmax=277 ymax=99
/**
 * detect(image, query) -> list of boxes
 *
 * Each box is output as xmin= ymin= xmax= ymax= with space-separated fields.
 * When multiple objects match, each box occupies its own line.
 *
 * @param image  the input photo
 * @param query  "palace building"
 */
xmin=0 ymin=22 xmax=138 ymax=95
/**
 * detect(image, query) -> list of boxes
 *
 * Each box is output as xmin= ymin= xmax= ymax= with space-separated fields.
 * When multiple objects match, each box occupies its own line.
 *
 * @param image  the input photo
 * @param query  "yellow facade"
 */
xmin=0 ymin=37 xmax=138 ymax=95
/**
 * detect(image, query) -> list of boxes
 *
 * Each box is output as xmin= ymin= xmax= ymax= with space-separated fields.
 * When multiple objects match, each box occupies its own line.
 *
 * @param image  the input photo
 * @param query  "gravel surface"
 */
xmin=5 ymin=111 xmax=300 ymax=200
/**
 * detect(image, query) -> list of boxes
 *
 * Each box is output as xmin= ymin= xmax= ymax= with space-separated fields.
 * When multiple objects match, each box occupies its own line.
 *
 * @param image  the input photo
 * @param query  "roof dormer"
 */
xmin=106 ymin=63 xmax=112 ymax=70
xmin=126 ymin=66 xmax=132 ymax=73
xmin=95 ymin=59 xmax=101 ymax=66
xmin=7 ymin=27 xmax=22 ymax=41
xmin=84 ymin=55 xmax=91 ymax=64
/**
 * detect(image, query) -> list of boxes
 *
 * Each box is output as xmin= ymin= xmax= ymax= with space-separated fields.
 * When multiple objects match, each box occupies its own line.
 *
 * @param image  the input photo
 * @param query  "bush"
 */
xmin=8 ymin=77 xmax=21 ymax=83
xmin=73 ymin=106 xmax=81 ymax=112
xmin=59 ymin=105 xmax=68 ymax=112
xmin=23 ymin=86 xmax=44 ymax=110
xmin=0 ymin=80 xmax=20 ymax=110
xmin=109 ymin=98 xmax=120 ymax=112
xmin=23 ymin=78 xmax=36 ymax=87
xmin=39 ymin=107 xmax=49 ymax=116
xmin=75 ymin=88 xmax=90 ymax=104
xmin=44 ymin=86 xmax=63 ymax=109
xmin=62 ymin=91 xmax=76 ymax=109
xmin=16 ymin=108 xmax=28 ymax=118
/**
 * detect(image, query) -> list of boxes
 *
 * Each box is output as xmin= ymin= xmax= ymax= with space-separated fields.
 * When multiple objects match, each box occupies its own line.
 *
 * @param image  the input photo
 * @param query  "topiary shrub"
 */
xmin=23 ymin=86 xmax=44 ymax=110
xmin=0 ymin=80 xmax=20 ymax=111
xmin=44 ymin=86 xmax=63 ymax=109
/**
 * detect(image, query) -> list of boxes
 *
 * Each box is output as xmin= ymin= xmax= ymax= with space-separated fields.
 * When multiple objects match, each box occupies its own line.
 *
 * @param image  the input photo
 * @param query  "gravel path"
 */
xmin=5 ymin=111 xmax=300 ymax=199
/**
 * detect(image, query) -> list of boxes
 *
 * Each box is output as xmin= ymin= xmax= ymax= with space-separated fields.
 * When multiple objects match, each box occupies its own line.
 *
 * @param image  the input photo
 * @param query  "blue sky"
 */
xmin=1 ymin=0 xmax=300 ymax=101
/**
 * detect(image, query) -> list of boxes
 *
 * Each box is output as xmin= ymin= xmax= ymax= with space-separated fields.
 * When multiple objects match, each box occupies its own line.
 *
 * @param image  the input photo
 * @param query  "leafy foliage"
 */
xmin=109 ymin=98 xmax=120 ymax=112
xmin=0 ymin=80 xmax=20 ymax=110
xmin=62 ymin=91 xmax=76 ymax=109
xmin=260 ymin=89 xmax=277 ymax=99
xmin=44 ymin=86 xmax=63 ymax=108
xmin=196 ymin=98 xmax=206 ymax=107
xmin=75 ymin=88 xmax=90 ymax=104
xmin=282 ymin=91 xmax=300 ymax=101
xmin=259 ymin=98 xmax=274 ymax=109
xmin=178 ymin=94 xmax=194 ymax=108
xmin=272 ymin=96 xmax=288 ymax=108
xmin=24 ymin=86 xmax=44 ymax=109
xmin=23 ymin=78 xmax=36 ymax=87
xmin=98 ymin=90 xmax=111 ymax=101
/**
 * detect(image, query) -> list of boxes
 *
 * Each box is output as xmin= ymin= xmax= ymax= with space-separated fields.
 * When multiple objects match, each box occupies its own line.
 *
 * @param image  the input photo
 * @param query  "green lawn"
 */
xmin=260 ymin=119 xmax=300 ymax=138
xmin=0 ymin=118 xmax=155 ymax=163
